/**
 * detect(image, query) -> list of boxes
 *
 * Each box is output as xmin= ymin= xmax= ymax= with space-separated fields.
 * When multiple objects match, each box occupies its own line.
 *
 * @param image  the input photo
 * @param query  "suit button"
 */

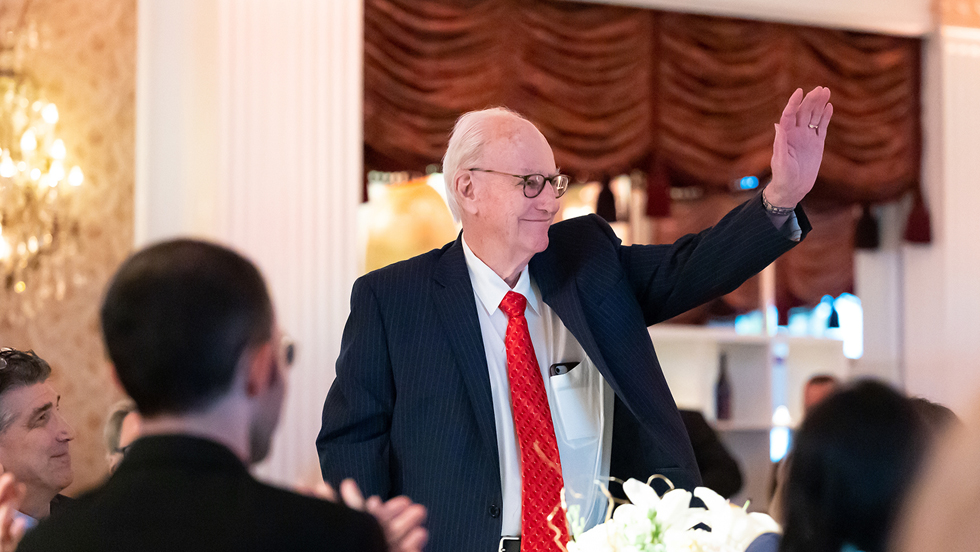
xmin=489 ymin=505 xmax=501 ymax=518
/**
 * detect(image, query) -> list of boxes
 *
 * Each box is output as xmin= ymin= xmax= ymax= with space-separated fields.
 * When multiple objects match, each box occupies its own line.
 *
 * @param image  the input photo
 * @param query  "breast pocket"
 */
xmin=550 ymin=360 xmax=602 ymax=443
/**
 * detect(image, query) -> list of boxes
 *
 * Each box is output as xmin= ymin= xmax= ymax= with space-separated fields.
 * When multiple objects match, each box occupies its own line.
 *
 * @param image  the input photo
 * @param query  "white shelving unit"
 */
xmin=648 ymin=324 xmax=847 ymax=512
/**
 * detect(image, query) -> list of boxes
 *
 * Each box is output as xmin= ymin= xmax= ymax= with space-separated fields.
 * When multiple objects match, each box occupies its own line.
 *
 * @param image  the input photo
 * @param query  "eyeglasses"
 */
xmin=467 ymin=168 xmax=569 ymax=199
xmin=279 ymin=335 xmax=296 ymax=368
xmin=0 ymin=348 xmax=36 ymax=370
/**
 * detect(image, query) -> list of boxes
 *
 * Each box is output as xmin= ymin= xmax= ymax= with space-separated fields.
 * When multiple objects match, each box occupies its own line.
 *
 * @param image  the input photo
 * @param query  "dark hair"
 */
xmin=0 ymin=349 xmax=52 ymax=432
xmin=780 ymin=380 xmax=929 ymax=552
xmin=908 ymin=396 xmax=960 ymax=435
xmin=100 ymin=239 xmax=273 ymax=416
xmin=805 ymin=374 xmax=839 ymax=387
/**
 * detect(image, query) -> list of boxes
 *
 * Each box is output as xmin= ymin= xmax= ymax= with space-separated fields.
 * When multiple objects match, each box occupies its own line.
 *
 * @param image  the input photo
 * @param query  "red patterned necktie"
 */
xmin=499 ymin=291 xmax=569 ymax=551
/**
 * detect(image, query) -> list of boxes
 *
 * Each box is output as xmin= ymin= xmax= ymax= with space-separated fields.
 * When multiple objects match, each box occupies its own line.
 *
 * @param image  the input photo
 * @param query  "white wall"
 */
xmin=853 ymin=201 xmax=907 ymax=384
xmin=903 ymin=27 xmax=980 ymax=412
xmin=137 ymin=0 xmax=362 ymax=485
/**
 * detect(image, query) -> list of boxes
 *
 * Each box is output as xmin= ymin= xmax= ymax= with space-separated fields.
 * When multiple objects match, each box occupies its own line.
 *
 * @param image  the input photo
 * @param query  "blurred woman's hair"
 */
xmin=780 ymin=380 xmax=929 ymax=552
xmin=907 ymin=396 xmax=960 ymax=435
xmin=891 ymin=398 xmax=978 ymax=552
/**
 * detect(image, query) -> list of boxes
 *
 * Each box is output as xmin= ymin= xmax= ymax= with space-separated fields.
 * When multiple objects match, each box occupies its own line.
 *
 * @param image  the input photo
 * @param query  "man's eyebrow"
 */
xmin=30 ymin=402 xmax=54 ymax=421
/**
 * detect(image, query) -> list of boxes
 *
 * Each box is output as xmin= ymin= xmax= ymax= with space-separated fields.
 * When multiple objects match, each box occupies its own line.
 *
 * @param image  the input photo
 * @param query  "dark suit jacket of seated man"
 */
xmin=317 ymin=88 xmax=832 ymax=551
xmin=19 ymin=240 xmax=387 ymax=552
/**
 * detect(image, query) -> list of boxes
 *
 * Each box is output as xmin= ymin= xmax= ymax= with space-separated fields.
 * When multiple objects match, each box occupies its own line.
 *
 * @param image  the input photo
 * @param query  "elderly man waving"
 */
xmin=319 ymin=87 xmax=833 ymax=552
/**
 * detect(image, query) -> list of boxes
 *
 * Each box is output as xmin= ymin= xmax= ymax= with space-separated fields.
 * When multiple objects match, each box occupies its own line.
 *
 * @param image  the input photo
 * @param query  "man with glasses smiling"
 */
xmin=319 ymin=87 xmax=833 ymax=552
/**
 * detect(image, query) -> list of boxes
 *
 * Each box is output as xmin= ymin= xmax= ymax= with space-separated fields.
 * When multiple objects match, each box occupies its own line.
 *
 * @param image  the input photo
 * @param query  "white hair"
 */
xmin=441 ymin=107 xmax=529 ymax=222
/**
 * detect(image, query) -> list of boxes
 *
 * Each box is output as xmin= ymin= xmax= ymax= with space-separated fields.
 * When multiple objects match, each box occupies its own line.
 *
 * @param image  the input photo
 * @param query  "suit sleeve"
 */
xmin=317 ymin=277 xmax=395 ymax=499
xmin=617 ymin=192 xmax=810 ymax=325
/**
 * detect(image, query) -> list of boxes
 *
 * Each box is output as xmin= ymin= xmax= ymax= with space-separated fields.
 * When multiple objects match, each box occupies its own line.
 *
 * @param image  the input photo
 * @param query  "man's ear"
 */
xmin=455 ymin=171 xmax=479 ymax=216
xmin=244 ymin=341 xmax=276 ymax=398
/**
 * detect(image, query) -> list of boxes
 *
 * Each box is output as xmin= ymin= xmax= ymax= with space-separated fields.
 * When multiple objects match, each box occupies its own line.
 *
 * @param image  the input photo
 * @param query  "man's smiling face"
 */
xmin=465 ymin=117 xmax=561 ymax=269
xmin=0 ymin=382 xmax=75 ymax=500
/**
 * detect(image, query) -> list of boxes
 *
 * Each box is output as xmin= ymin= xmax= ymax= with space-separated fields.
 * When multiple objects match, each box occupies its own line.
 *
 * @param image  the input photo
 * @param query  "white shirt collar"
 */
xmin=460 ymin=235 xmax=540 ymax=316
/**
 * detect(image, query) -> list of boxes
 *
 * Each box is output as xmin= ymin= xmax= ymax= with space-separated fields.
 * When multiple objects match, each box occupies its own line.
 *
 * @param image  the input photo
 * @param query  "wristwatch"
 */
xmin=762 ymin=192 xmax=795 ymax=216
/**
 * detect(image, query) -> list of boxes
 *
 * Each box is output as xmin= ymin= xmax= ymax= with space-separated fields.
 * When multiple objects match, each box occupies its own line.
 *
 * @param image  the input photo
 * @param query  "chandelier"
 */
xmin=0 ymin=22 xmax=85 ymax=318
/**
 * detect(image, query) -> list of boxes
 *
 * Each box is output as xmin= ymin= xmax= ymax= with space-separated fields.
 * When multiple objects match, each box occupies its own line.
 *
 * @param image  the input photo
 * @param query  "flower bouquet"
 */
xmin=566 ymin=477 xmax=780 ymax=552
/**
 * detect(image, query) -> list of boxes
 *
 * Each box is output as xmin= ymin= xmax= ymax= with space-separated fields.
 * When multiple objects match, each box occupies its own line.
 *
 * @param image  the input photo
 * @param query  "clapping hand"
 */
xmin=317 ymin=479 xmax=428 ymax=552
xmin=766 ymin=86 xmax=834 ymax=209
xmin=0 ymin=470 xmax=26 ymax=552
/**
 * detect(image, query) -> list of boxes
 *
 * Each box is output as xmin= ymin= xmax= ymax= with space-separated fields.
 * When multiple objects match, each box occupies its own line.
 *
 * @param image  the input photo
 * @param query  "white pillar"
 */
xmin=903 ymin=26 xmax=980 ymax=412
xmin=136 ymin=0 xmax=363 ymax=485
xmin=852 ymin=201 xmax=906 ymax=384
xmin=136 ymin=0 xmax=219 ymax=242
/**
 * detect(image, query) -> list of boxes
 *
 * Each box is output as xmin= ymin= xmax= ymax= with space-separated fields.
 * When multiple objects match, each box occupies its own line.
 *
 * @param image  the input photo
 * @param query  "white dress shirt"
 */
xmin=461 ymin=237 xmax=615 ymax=537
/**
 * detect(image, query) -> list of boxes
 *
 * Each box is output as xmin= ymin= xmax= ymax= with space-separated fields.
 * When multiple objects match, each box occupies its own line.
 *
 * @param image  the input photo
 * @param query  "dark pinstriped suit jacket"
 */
xmin=317 ymin=193 xmax=809 ymax=552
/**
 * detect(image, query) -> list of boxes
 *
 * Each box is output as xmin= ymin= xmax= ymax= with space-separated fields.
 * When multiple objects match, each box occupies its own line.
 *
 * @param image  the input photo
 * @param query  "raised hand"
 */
xmin=767 ymin=86 xmax=833 ymax=208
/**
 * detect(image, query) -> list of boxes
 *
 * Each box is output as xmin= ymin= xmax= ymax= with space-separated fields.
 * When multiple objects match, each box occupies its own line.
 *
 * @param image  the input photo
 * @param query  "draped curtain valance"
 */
xmin=364 ymin=0 xmax=923 ymax=317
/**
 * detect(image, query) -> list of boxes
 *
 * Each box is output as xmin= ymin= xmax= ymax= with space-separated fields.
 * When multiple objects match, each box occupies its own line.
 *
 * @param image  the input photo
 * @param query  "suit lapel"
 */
xmin=530 ymin=256 xmax=615 ymax=386
xmin=433 ymin=238 xmax=498 ymax=455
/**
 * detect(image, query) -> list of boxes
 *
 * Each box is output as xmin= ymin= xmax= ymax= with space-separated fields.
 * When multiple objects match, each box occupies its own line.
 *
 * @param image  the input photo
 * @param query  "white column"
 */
xmin=903 ymin=26 xmax=980 ymax=412
xmin=852 ymin=202 xmax=906 ymax=384
xmin=217 ymin=0 xmax=363 ymax=486
xmin=136 ymin=0 xmax=363 ymax=485
xmin=136 ymin=0 xmax=220 ymax=242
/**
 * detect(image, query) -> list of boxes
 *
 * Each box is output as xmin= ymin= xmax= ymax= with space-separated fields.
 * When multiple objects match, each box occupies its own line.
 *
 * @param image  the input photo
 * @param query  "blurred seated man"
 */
xmin=678 ymin=410 xmax=742 ymax=498
xmin=103 ymin=400 xmax=141 ymax=473
xmin=802 ymin=374 xmax=840 ymax=415
xmin=767 ymin=373 xmax=840 ymax=519
xmin=0 ymin=349 xmax=75 ymax=528
xmin=18 ymin=239 xmax=424 ymax=551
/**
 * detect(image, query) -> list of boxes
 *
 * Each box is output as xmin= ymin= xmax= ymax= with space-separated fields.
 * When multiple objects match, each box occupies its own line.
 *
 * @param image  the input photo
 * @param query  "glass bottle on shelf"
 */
xmin=715 ymin=352 xmax=732 ymax=421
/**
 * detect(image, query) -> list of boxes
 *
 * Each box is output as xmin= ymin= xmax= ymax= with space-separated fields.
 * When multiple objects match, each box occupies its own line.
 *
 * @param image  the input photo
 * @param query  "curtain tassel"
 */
xmin=904 ymin=191 xmax=932 ymax=244
xmin=645 ymin=158 xmax=671 ymax=218
xmin=596 ymin=177 xmax=617 ymax=222
xmin=854 ymin=204 xmax=880 ymax=250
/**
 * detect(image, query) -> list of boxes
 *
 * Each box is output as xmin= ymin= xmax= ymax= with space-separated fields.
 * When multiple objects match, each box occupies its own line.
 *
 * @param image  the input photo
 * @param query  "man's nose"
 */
xmin=536 ymin=183 xmax=561 ymax=213
xmin=56 ymin=413 xmax=76 ymax=442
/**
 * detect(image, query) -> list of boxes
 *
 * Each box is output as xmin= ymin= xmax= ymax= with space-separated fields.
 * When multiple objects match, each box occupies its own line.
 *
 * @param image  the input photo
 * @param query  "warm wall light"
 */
xmin=0 ymin=71 xmax=85 ymax=317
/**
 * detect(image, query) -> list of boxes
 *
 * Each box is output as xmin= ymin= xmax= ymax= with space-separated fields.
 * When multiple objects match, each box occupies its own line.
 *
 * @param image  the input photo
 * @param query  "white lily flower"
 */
xmin=658 ymin=488 xmax=704 ymax=530
xmin=622 ymin=478 xmax=662 ymax=510
xmin=568 ymin=523 xmax=620 ymax=552
xmin=569 ymin=478 xmax=781 ymax=552
xmin=695 ymin=486 xmax=781 ymax=550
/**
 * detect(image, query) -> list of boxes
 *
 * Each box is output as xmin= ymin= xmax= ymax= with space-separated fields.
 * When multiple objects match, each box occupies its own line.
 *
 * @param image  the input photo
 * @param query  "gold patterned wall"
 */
xmin=0 ymin=0 xmax=135 ymax=494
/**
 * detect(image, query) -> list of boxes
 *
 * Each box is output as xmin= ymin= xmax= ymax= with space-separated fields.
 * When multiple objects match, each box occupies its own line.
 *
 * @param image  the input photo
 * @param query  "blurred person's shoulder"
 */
xmin=18 ymin=481 xmax=385 ymax=552
xmin=246 ymin=480 xmax=387 ymax=551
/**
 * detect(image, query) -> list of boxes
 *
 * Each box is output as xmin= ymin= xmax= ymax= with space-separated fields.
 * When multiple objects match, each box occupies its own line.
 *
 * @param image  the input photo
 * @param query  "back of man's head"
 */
xmin=100 ymin=239 xmax=273 ymax=417
xmin=0 ymin=349 xmax=52 ymax=432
